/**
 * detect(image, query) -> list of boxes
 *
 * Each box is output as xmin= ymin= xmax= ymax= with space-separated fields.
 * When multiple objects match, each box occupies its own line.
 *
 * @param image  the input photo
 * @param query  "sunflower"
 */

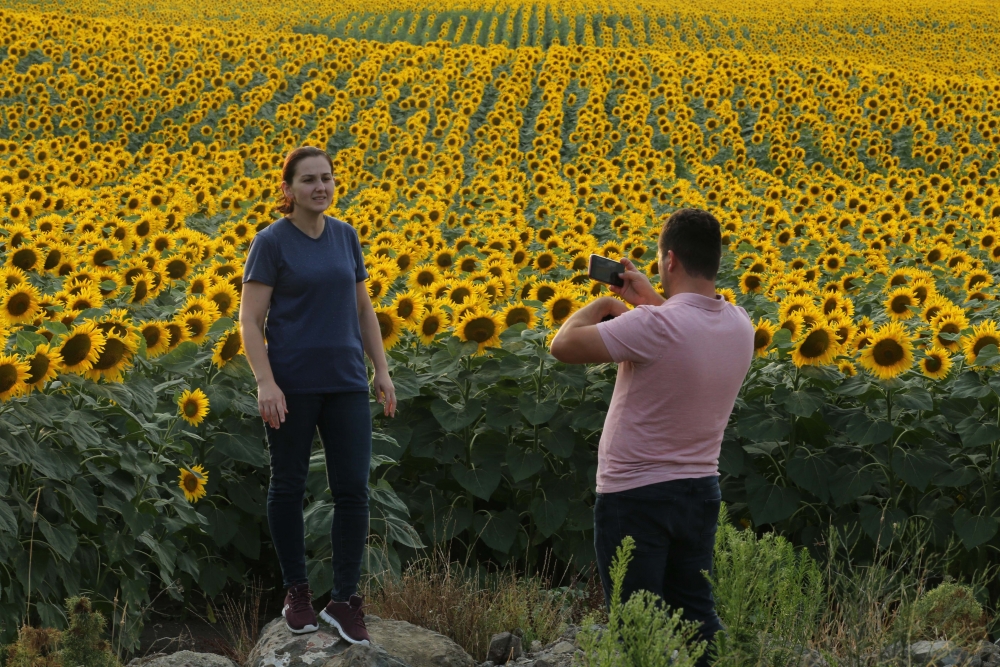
xmin=178 ymin=388 xmax=210 ymax=426
xmin=186 ymin=273 xmax=215 ymax=296
xmin=545 ymin=286 xmax=583 ymax=328
xmin=1 ymin=284 xmax=42 ymax=324
xmin=23 ymin=343 xmax=61 ymax=390
xmin=530 ymin=281 xmax=559 ymax=304
xmin=205 ymin=282 xmax=239 ymax=318
xmin=739 ymin=270 xmax=766 ymax=295
xmin=920 ymin=347 xmax=953 ymax=381
xmin=417 ymin=305 xmax=448 ymax=345
xmin=128 ymin=272 xmax=155 ymax=305
xmin=212 ymin=327 xmax=243 ymax=367
xmin=456 ymin=308 xmax=502 ymax=355
xmin=390 ymin=289 xmax=425 ymax=324
xmin=717 ymin=288 xmax=737 ymax=305
xmin=176 ymin=311 xmax=211 ymax=345
xmin=444 ymin=278 xmax=486 ymax=306
xmin=962 ymin=320 xmax=1000 ymax=368
xmin=859 ymin=321 xmax=914 ymax=381
xmin=374 ymin=306 xmax=405 ymax=349
xmin=499 ymin=302 xmax=538 ymax=330
xmin=85 ymin=332 xmax=137 ymax=383
xmin=58 ymin=321 xmax=106 ymax=374
xmin=164 ymin=321 xmax=189 ymax=352
xmin=0 ymin=353 xmax=30 ymax=401
xmin=778 ymin=294 xmax=815 ymax=321
xmin=752 ymin=319 xmax=779 ymax=357
xmin=178 ymin=464 xmax=209 ymax=503
xmin=884 ymin=286 xmax=918 ymax=320
xmin=778 ymin=313 xmax=806 ymax=341
xmin=838 ymin=360 xmax=857 ymax=377
xmin=791 ymin=322 xmax=841 ymax=367
xmin=931 ymin=310 xmax=968 ymax=352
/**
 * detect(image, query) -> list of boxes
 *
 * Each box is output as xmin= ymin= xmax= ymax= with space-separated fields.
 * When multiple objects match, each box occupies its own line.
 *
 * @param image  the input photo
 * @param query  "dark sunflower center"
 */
xmin=506 ymin=307 xmax=530 ymax=327
xmin=421 ymin=316 xmax=441 ymax=337
xmin=536 ymin=286 xmax=555 ymax=303
xmin=0 ymin=363 xmax=19 ymax=393
xmin=186 ymin=317 xmax=205 ymax=338
xmin=551 ymin=298 xmax=573 ymax=322
xmin=450 ymin=287 xmax=470 ymax=304
xmin=973 ymin=335 xmax=1000 ymax=357
xmin=397 ymin=300 xmax=414 ymax=319
xmin=166 ymin=324 xmax=183 ymax=348
xmin=890 ymin=295 xmax=912 ymax=313
xmin=799 ymin=329 xmax=831 ymax=359
xmin=7 ymin=292 xmax=31 ymax=316
xmin=183 ymin=400 xmax=200 ymax=418
xmin=132 ymin=280 xmax=148 ymax=302
xmin=925 ymin=356 xmax=943 ymax=372
xmin=417 ymin=270 xmax=435 ymax=286
xmin=12 ymin=248 xmax=37 ymax=271
xmin=464 ymin=317 xmax=496 ymax=343
xmin=753 ymin=329 xmax=772 ymax=350
xmin=537 ymin=254 xmax=554 ymax=269
xmin=93 ymin=248 xmax=114 ymax=266
xmin=26 ymin=352 xmax=50 ymax=385
xmin=212 ymin=293 xmax=233 ymax=314
xmin=376 ymin=312 xmax=394 ymax=339
xmin=183 ymin=474 xmax=200 ymax=492
xmin=221 ymin=333 xmax=241 ymax=360
xmin=61 ymin=333 xmax=93 ymax=367
xmin=872 ymin=339 xmax=904 ymax=366
xmin=166 ymin=259 xmax=189 ymax=279
xmin=141 ymin=327 xmax=162 ymax=352
xmin=93 ymin=338 xmax=126 ymax=371
xmin=969 ymin=274 xmax=988 ymax=288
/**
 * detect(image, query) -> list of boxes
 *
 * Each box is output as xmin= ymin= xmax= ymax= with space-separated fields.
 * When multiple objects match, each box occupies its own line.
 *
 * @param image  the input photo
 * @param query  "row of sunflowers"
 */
xmin=3 ymin=0 xmax=1000 ymax=645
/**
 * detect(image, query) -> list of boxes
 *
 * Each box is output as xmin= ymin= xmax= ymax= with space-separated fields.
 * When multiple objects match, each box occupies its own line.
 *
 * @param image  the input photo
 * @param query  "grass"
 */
xmin=360 ymin=541 xmax=603 ymax=661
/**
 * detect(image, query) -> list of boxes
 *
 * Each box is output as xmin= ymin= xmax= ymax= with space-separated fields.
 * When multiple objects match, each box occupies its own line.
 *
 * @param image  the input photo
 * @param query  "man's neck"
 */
xmin=664 ymin=279 xmax=717 ymax=300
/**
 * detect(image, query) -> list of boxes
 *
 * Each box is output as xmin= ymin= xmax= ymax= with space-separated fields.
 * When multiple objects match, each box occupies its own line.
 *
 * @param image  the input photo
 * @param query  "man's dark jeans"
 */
xmin=594 ymin=475 xmax=723 ymax=667
xmin=265 ymin=391 xmax=371 ymax=601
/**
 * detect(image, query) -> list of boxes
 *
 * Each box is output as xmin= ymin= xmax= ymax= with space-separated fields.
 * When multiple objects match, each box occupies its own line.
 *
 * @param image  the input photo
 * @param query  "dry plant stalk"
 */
xmin=209 ymin=578 xmax=267 ymax=665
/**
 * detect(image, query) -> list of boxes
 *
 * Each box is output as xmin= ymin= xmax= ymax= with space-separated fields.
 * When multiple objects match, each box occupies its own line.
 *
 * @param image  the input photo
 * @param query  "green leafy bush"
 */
xmin=710 ymin=505 xmax=824 ymax=667
xmin=899 ymin=583 xmax=987 ymax=643
xmin=576 ymin=535 xmax=706 ymax=667
xmin=5 ymin=597 xmax=118 ymax=667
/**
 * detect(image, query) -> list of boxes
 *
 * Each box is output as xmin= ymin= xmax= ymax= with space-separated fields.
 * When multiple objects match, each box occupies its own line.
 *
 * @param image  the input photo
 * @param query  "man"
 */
xmin=550 ymin=208 xmax=754 ymax=665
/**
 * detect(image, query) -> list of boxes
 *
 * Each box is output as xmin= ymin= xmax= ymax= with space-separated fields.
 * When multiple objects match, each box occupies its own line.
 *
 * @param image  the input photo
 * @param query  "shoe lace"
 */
xmin=289 ymin=586 xmax=313 ymax=614
xmin=349 ymin=598 xmax=367 ymax=628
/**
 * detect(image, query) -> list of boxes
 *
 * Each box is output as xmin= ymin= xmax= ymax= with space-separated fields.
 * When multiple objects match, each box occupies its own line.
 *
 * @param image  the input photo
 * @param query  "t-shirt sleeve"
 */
xmin=596 ymin=306 xmax=655 ymax=363
xmin=351 ymin=227 xmax=368 ymax=282
xmin=242 ymin=233 xmax=278 ymax=286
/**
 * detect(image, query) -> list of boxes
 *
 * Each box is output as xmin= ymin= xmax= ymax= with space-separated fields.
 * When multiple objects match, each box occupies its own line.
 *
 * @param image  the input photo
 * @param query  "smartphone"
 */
xmin=588 ymin=254 xmax=625 ymax=287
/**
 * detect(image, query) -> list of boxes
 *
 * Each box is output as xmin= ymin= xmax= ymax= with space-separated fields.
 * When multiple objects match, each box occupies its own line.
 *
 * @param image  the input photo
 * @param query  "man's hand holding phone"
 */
xmin=609 ymin=258 xmax=666 ymax=307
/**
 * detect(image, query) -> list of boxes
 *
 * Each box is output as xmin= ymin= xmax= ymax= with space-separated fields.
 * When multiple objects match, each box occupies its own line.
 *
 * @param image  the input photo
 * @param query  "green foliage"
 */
xmin=5 ymin=598 xmax=118 ymax=667
xmin=710 ymin=506 xmax=824 ymax=666
xmin=900 ymin=583 xmax=987 ymax=643
xmin=59 ymin=598 xmax=117 ymax=667
xmin=576 ymin=536 xmax=706 ymax=667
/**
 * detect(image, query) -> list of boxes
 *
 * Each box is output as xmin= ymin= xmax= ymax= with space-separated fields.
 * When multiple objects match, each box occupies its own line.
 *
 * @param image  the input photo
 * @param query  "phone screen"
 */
xmin=588 ymin=254 xmax=625 ymax=287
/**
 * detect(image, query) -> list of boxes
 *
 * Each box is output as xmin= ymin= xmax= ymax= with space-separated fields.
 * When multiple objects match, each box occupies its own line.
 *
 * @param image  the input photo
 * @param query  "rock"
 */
xmin=246 ymin=619 xmax=353 ymax=667
xmin=325 ymin=644 xmax=409 ymax=667
xmin=487 ymin=632 xmax=522 ymax=664
xmin=139 ymin=652 xmax=239 ymax=667
xmin=528 ymin=641 xmax=542 ymax=654
xmin=906 ymin=640 xmax=970 ymax=666
xmin=364 ymin=616 xmax=474 ymax=667
xmin=976 ymin=641 xmax=1000 ymax=667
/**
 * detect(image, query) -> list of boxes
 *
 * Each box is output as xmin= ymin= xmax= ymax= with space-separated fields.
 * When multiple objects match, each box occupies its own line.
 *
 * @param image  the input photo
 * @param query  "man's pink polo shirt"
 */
xmin=594 ymin=292 xmax=754 ymax=494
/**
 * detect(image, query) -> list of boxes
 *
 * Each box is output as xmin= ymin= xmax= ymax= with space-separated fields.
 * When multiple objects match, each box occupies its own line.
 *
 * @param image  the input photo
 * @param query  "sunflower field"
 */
xmin=3 ymin=0 xmax=1000 ymax=648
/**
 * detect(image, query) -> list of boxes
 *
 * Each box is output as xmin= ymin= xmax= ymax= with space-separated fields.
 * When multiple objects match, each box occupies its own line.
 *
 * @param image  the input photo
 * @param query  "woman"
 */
xmin=240 ymin=146 xmax=395 ymax=642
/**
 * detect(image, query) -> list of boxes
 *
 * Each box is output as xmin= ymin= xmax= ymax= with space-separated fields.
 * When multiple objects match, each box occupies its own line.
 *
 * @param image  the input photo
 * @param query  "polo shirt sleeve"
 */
xmin=242 ymin=233 xmax=278 ymax=286
xmin=351 ymin=226 xmax=368 ymax=282
xmin=596 ymin=305 xmax=654 ymax=363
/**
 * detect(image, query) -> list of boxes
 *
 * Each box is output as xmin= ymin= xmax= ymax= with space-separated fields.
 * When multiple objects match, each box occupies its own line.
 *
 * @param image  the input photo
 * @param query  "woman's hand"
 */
xmin=373 ymin=368 xmax=396 ymax=417
xmin=258 ymin=378 xmax=288 ymax=429
xmin=609 ymin=258 xmax=665 ymax=307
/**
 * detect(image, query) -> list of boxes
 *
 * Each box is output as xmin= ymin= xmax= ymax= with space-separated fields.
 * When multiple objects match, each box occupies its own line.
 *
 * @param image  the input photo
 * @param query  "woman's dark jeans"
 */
xmin=265 ymin=391 xmax=371 ymax=601
xmin=594 ymin=475 xmax=723 ymax=667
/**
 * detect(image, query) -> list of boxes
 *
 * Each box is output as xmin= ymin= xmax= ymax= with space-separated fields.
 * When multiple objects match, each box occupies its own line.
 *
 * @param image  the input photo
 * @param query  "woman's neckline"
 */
xmin=283 ymin=215 xmax=328 ymax=241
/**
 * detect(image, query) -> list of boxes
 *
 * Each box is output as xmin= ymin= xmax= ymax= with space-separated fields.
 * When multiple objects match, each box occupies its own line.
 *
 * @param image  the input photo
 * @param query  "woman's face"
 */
xmin=282 ymin=155 xmax=335 ymax=214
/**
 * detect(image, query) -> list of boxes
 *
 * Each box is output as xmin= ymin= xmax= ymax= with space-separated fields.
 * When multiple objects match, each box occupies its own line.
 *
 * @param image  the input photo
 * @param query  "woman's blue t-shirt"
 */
xmin=242 ymin=216 xmax=370 ymax=394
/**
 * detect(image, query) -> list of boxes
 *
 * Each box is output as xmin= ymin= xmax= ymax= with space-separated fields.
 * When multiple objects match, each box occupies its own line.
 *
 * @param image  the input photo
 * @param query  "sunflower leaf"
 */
xmin=952 ymin=508 xmax=999 ymax=550
xmin=974 ymin=344 xmax=1000 ymax=367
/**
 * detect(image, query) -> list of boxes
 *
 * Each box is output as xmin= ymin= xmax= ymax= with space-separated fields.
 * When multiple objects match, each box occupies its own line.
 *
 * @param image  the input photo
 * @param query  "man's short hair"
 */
xmin=658 ymin=209 xmax=722 ymax=280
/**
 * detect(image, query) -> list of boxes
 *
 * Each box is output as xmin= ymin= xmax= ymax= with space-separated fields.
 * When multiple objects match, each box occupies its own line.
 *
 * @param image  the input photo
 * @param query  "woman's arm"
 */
xmin=239 ymin=281 xmax=288 ymax=429
xmin=356 ymin=282 xmax=396 ymax=417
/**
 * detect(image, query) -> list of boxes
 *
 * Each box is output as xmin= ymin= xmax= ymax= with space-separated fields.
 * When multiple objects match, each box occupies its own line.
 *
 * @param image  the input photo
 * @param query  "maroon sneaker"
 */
xmin=320 ymin=594 xmax=370 ymax=645
xmin=282 ymin=583 xmax=318 ymax=634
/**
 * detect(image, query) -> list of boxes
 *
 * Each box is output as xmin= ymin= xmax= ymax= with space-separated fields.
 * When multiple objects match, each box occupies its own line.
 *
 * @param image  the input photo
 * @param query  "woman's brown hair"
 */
xmin=276 ymin=146 xmax=334 ymax=215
